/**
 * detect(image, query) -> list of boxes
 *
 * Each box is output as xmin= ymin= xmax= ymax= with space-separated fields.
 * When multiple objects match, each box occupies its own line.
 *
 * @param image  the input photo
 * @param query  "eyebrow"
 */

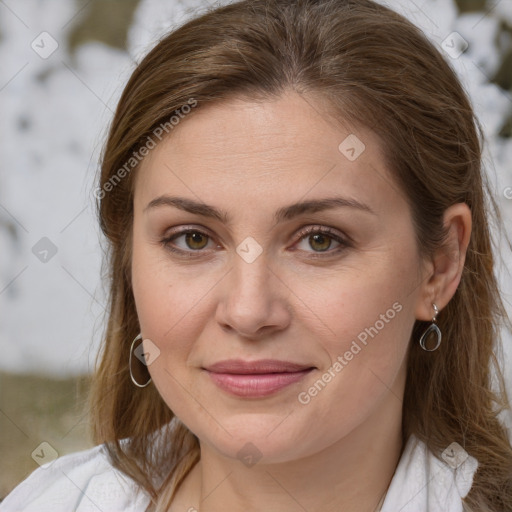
xmin=143 ymin=195 xmax=376 ymax=224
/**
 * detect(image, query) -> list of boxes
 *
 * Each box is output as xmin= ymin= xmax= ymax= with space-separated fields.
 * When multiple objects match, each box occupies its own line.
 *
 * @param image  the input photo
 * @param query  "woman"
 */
xmin=2 ymin=0 xmax=511 ymax=511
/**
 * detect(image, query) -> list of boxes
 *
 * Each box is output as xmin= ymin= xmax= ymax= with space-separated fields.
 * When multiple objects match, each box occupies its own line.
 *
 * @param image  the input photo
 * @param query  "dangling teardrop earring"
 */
xmin=419 ymin=303 xmax=442 ymax=351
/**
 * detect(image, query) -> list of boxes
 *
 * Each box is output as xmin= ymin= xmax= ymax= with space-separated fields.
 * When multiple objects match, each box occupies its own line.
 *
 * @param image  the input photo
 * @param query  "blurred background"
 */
xmin=1 ymin=0 xmax=511 ymax=499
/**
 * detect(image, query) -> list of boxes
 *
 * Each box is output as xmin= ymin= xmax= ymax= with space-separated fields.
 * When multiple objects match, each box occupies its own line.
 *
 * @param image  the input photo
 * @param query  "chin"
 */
xmin=190 ymin=415 xmax=311 ymax=466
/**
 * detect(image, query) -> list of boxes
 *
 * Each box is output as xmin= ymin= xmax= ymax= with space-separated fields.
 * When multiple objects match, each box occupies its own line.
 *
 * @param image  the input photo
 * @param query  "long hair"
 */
xmin=89 ymin=1 xmax=512 ymax=510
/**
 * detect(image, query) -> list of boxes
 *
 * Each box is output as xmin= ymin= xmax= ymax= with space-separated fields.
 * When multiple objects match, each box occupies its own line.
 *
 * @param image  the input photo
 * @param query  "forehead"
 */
xmin=133 ymin=91 xmax=402 ymax=216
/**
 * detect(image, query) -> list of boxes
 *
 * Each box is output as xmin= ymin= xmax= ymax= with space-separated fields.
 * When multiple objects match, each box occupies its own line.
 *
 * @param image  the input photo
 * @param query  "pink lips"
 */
xmin=203 ymin=359 xmax=315 ymax=398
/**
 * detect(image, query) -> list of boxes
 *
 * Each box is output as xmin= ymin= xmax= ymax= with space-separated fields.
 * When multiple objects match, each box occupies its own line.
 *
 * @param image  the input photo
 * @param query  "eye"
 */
xmin=292 ymin=226 xmax=351 ymax=257
xmin=160 ymin=228 xmax=217 ymax=257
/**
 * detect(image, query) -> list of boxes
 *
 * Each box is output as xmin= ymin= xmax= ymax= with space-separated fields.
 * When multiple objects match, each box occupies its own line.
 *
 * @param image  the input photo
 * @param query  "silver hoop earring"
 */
xmin=419 ymin=303 xmax=442 ymax=351
xmin=129 ymin=333 xmax=152 ymax=388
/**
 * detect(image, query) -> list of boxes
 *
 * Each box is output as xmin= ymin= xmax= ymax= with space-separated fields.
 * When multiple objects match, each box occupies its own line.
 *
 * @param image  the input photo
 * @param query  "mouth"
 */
xmin=202 ymin=359 xmax=316 ymax=398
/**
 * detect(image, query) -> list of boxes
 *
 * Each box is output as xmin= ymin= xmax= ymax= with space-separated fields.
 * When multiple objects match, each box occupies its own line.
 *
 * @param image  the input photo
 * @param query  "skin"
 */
xmin=131 ymin=90 xmax=471 ymax=512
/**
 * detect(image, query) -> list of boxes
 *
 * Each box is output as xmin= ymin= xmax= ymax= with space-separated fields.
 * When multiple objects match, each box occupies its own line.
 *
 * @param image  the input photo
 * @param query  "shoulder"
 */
xmin=0 ymin=444 xmax=151 ymax=512
xmin=381 ymin=434 xmax=479 ymax=512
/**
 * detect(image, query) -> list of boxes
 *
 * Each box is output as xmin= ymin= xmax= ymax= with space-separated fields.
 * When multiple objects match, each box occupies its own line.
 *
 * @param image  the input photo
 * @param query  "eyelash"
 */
xmin=160 ymin=225 xmax=351 ymax=259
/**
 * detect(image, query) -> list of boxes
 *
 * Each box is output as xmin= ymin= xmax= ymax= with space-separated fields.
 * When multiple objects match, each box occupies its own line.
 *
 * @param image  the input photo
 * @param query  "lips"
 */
xmin=202 ymin=359 xmax=315 ymax=398
xmin=204 ymin=359 xmax=314 ymax=374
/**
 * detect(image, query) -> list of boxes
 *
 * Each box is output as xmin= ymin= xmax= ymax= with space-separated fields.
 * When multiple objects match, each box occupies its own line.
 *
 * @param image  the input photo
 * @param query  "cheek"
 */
xmin=131 ymin=245 xmax=215 ymax=423
xmin=132 ymin=227 xmax=199 ymax=331
xmin=298 ymin=247 xmax=416 ymax=352
xmin=131 ymin=236 xmax=227 ymax=392
xmin=290 ymin=278 xmax=414 ymax=455
xmin=297 ymin=247 xmax=417 ymax=405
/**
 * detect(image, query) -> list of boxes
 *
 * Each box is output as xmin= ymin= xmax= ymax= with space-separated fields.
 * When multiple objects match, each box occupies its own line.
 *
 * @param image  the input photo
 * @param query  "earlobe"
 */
xmin=415 ymin=203 xmax=472 ymax=321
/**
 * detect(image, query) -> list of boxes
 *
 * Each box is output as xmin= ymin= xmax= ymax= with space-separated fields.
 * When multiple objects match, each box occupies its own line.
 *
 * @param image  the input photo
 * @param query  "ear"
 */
xmin=415 ymin=203 xmax=472 ymax=321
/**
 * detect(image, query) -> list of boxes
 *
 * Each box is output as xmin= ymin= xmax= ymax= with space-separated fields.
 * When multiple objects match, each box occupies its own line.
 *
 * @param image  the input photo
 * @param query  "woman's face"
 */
xmin=131 ymin=91 xmax=428 ymax=463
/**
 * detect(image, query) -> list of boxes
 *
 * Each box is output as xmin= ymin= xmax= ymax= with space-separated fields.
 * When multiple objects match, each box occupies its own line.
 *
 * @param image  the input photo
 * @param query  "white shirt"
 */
xmin=0 ymin=433 xmax=478 ymax=512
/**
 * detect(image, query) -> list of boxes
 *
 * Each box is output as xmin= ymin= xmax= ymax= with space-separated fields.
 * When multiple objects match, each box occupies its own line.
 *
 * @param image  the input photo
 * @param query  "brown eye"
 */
xmin=293 ymin=226 xmax=351 ymax=258
xmin=308 ymin=233 xmax=332 ymax=252
xmin=161 ymin=228 xmax=216 ymax=256
xmin=183 ymin=231 xmax=209 ymax=250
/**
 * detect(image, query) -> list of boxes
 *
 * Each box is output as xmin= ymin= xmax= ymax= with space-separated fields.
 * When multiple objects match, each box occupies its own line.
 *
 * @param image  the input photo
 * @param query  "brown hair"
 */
xmin=90 ymin=0 xmax=512 ymax=510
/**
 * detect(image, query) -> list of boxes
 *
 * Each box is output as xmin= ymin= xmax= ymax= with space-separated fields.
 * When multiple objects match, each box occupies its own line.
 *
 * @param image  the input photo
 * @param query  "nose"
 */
xmin=215 ymin=252 xmax=292 ymax=339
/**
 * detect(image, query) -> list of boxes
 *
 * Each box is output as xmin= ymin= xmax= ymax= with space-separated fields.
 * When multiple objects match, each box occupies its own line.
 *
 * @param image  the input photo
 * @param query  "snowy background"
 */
xmin=0 ymin=0 xmax=511 ymax=377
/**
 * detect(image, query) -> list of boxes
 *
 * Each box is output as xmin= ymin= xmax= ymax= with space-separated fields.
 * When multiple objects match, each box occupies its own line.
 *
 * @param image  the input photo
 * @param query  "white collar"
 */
xmin=381 ymin=434 xmax=478 ymax=512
